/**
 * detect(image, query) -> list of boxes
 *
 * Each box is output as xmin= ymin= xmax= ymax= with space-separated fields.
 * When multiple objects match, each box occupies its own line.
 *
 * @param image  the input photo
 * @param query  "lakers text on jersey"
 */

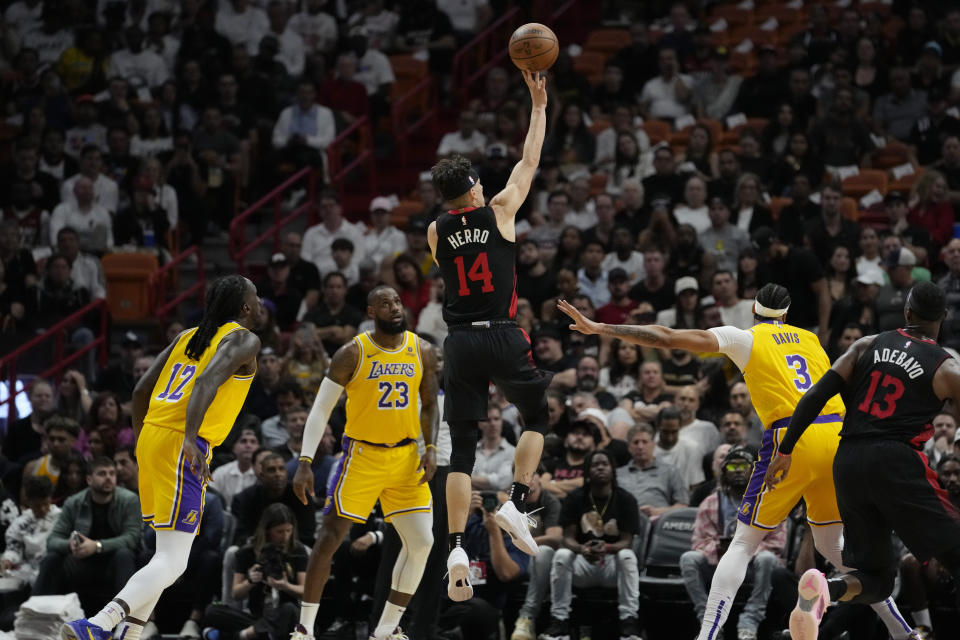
xmin=323 ymin=330 xmax=432 ymax=523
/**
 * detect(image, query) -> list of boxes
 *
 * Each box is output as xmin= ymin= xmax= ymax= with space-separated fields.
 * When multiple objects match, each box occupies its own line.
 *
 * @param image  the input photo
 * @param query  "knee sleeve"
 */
xmin=449 ymin=421 xmax=478 ymax=474
xmin=519 ymin=399 xmax=549 ymax=434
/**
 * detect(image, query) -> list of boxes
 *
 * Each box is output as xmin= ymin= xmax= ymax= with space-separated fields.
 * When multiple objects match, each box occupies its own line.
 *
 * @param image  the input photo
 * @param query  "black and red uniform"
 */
xmin=835 ymin=329 xmax=960 ymax=569
xmin=435 ymin=206 xmax=551 ymax=423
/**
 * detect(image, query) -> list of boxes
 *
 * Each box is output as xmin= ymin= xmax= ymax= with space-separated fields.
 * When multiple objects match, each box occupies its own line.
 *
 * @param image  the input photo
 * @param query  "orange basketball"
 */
xmin=509 ymin=23 xmax=559 ymax=72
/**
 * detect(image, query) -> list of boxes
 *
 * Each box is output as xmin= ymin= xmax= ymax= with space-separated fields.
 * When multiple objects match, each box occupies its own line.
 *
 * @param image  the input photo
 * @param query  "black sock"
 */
xmin=827 ymin=578 xmax=847 ymax=602
xmin=448 ymin=532 xmax=463 ymax=550
xmin=508 ymin=482 xmax=529 ymax=509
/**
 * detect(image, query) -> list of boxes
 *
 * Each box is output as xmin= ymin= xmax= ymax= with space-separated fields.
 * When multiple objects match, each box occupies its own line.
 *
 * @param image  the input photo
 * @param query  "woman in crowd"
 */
xmin=761 ymin=103 xmax=799 ymax=157
xmin=673 ymin=177 xmax=710 ymax=234
xmin=544 ymin=102 xmax=596 ymax=171
xmin=853 ymin=37 xmax=886 ymax=99
xmin=282 ymin=323 xmax=328 ymax=400
xmin=392 ymin=254 xmax=431 ymax=325
xmin=909 ymin=169 xmax=953 ymax=252
xmin=54 ymin=370 xmax=92 ymax=425
xmin=769 ymin=132 xmax=824 ymax=196
xmin=607 ymin=131 xmax=644 ymax=195
xmin=79 ymin=392 xmax=132 ymax=459
xmin=825 ymin=244 xmax=856 ymax=302
xmin=554 ymin=226 xmax=585 ymax=272
xmin=737 ymin=247 xmax=763 ymax=300
xmin=856 ymin=226 xmax=883 ymax=275
xmin=51 ymin=455 xmax=86 ymax=506
xmin=676 ymin=124 xmax=718 ymax=178
xmin=732 ymin=173 xmax=773 ymax=233
xmin=599 ymin=339 xmax=642 ymax=401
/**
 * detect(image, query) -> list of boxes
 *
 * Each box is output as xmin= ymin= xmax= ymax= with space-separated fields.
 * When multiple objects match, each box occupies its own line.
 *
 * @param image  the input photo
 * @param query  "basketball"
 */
xmin=509 ymin=23 xmax=559 ymax=72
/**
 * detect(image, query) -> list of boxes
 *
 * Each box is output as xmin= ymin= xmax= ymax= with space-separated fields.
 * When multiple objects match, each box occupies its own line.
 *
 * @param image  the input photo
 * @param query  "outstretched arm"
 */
xmin=765 ymin=334 xmax=876 ymax=486
xmin=489 ymin=70 xmax=548 ymax=226
xmin=558 ymin=299 xmax=720 ymax=353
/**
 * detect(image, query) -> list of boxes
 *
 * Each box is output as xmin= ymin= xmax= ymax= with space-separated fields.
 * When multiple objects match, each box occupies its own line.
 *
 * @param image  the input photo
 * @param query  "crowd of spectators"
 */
xmin=4 ymin=1 xmax=960 ymax=640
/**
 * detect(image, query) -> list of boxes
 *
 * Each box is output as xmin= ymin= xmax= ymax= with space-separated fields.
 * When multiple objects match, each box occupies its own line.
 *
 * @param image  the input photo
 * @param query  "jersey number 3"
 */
xmin=785 ymin=355 xmax=812 ymax=391
xmin=857 ymin=370 xmax=905 ymax=419
xmin=156 ymin=363 xmax=197 ymax=402
xmin=453 ymin=253 xmax=494 ymax=296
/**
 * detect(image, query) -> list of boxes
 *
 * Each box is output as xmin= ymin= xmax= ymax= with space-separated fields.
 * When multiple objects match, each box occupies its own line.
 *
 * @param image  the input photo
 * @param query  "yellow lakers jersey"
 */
xmin=143 ymin=322 xmax=255 ymax=446
xmin=345 ymin=330 xmax=423 ymax=445
xmin=742 ymin=321 xmax=845 ymax=428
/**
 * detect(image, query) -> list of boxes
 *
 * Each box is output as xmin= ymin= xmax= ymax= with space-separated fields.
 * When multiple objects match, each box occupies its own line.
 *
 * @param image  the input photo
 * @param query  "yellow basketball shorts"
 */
xmin=137 ymin=424 xmax=212 ymax=534
xmin=739 ymin=416 xmax=843 ymax=530
xmin=323 ymin=436 xmax=432 ymax=523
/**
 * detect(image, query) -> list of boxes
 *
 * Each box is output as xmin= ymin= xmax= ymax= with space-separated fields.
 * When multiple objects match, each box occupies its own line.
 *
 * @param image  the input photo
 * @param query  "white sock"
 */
xmin=300 ymin=602 xmax=320 ymax=634
xmin=90 ymin=601 xmax=126 ymax=631
xmin=697 ymin=592 xmax=733 ymax=640
xmin=373 ymin=602 xmax=406 ymax=638
xmin=115 ymin=620 xmax=143 ymax=640
xmin=913 ymin=607 xmax=932 ymax=628
xmin=869 ymin=598 xmax=913 ymax=640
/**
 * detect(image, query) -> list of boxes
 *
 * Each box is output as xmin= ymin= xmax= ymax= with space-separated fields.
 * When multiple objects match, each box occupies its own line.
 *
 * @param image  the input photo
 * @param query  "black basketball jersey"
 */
xmin=435 ymin=206 xmax=518 ymax=324
xmin=840 ymin=329 xmax=951 ymax=447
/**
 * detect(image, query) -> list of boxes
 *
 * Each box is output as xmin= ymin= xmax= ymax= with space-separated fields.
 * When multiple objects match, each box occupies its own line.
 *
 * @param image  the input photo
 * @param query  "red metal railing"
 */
xmin=392 ymin=75 xmax=438 ymax=166
xmin=149 ymin=245 xmax=206 ymax=324
xmin=0 ymin=299 xmax=109 ymax=422
xmin=229 ymin=167 xmax=318 ymax=275
xmin=452 ymin=6 xmax=523 ymax=108
xmin=326 ymin=116 xmax=377 ymax=199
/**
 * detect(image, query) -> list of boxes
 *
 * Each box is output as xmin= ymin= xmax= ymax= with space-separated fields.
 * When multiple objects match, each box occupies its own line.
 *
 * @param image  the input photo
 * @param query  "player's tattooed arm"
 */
xmin=325 ymin=340 xmax=360 ymax=386
xmin=558 ymin=299 xmax=719 ymax=353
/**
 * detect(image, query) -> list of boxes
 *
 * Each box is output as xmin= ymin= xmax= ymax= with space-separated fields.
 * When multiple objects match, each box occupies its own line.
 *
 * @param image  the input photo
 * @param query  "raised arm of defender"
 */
xmin=490 ymin=70 xmax=548 ymax=234
xmin=558 ymin=299 xmax=721 ymax=353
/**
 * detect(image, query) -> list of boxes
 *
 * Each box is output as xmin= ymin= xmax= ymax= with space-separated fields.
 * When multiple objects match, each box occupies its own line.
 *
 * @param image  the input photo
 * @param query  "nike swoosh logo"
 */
xmin=366 ymin=353 xmax=377 ymax=358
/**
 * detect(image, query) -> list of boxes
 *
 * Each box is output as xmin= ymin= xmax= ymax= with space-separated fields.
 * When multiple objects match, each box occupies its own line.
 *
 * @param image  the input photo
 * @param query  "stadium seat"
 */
xmin=729 ymin=51 xmax=757 ymax=76
xmin=588 ymin=172 xmax=608 ymax=196
xmin=710 ymin=5 xmax=754 ymax=28
xmin=101 ymin=252 xmax=159 ymax=321
xmin=769 ymin=197 xmax=793 ymax=221
xmin=755 ymin=5 xmax=809 ymax=25
xmin=842 ymin=169 xmax=889 ymax=199
xmin=638 ymin=507 xmax=698 ymax=600
xmin=872 ymin=140 xmax=910 ymax=169
xmin=841 ymin=196 xmax=860 ymax=221
xmin=390 ymin=200 xmax=423 ymax=229
xmin=584 ymin=29 xmax=630 ymax=55
xmin=643 ymin=119 xmax=672 ymax=146
xmin=389 ymin=54 xmax=429 ymax=102
xmin=573 ymin=51 xmax=606 ymax=83
xmin=888 ymin=166 xmax=925 ymax=194
xmin=730 ymin=26 xmax=779 ymax=47
xmin=589 ymin=117 xmax=612 ymax=135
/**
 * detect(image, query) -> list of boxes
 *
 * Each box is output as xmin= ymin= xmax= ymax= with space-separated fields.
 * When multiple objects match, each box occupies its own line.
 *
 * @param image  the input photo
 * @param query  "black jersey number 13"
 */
xmin=454 ymin=252 xmax=495 ymax=296
xmin=857 ymin=370 xmax=906 ymax=419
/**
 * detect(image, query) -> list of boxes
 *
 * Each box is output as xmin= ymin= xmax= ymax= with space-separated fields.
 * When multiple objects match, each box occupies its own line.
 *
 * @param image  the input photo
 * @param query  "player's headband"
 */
xmin=906 ymin=289 xmax=945 ymax=321
xmin=754 ymin=299 xmax=790 ymax=318
xmin=439 ymin=167 xmax=481 ymax=202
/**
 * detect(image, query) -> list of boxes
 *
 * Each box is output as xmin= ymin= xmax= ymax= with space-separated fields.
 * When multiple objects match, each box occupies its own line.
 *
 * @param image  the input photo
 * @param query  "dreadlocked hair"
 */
xmin=753 ymin=282 xmax=792 ymax=321
xmin=185 ymin=275 xmax=248 ymax=361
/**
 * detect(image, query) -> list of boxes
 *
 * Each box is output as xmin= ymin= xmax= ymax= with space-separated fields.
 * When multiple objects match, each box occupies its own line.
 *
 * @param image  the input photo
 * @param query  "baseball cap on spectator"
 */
xmin=269 ymin=252 xmax=288 ymax=268
xmin=751 ymin=226 xmax=776 ymax=253
xmin=855 ymin=269 xmax=885 ymax=287
xmin=608 ymin=267 xmax=629 ymax=282
xmin=885 ymin=247 xmax=916 ymax=269
xmin=722 ymin=446 xmax=756 ymax=468
xmin=675 ymin=276 xmax=699 ymax=295
xmin=883 ymin=191 xmax=906 ymax=206
xmin=569 ymin=418 xmax=600 ymax=443
xmin=122 ymin=332 xmax=142 ymax=348
xmin=370 ymin=196 xmax=392 ymax=213
xmin=578 ymin=409 xmax=607 ymax=432
xmin=923 ymin=41 xmax=943 ymax=57
xmin=486 ymin=143 xmax=508 ymax=159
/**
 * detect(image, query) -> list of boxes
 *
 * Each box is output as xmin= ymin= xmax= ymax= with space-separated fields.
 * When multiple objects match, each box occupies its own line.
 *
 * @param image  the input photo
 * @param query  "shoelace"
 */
xmin=523 ymin=506 xmax=544 ymax=530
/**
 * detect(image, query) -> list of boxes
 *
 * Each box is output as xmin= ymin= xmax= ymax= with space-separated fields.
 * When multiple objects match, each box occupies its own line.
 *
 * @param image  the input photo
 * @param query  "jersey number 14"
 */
xmin=453 ymin=253 xmax=494 ymax=296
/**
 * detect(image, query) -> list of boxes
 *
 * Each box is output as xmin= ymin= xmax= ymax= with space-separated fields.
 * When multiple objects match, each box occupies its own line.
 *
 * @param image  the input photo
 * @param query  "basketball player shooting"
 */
xmin=427 ymin=69 xmax=551 ymax=601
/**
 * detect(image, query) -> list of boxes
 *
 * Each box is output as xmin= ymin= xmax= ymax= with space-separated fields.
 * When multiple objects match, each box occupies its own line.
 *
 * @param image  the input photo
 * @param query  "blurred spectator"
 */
xmin=34 ymin=456 xmax=139 ymax=612
xmin=130 ymin=106 xmax=173 ymax=158
xmin=5 ymin=381 xmax=54 ymax=464
xmin=215 ymin=0 xmax=268 ymax=54
xmin=675 ymin=385 xmax=720 ymax=455
xmin=762 ymin=103 xmax=800 ymax=159
xmin=393 ymin=254 xmax=430 ymax=324
xmin=810 ymin=86 xmax=876 ymax=167
xmin=700 ymin=198 xmax=749 ymax=274
xmin=50 ymin=176 xmax=113 ymax=254
xmin=872 ymin=66 xmax=928 ymax=142
xmin=279 ymin=232 xmax=321 ymax=311
xmin=437 ymin=0 xmax=490 ymax=41
xmin=752 ymin=227 xmax=830 ymax=333
xmin=805 ymin=183 xmax=860 ymax=263
xmin=96 ymin=332 xmax=143 ymax=402
xmin=304 ymin=272 xmax=361 ymax=357
xmin=347 ymin=25 xmax=394 ymax=119
xmin=289 ymin=0 xmax=338 ymax=55
xmin=145 ymin=10 xmax=179 ymax=73
xmin=913 ymin=41 xmax=946 ymax=93
xmin=674 ymin=176 xmax=709 ymax=234
xmin=694 ymin=47 xmax=741 ymax=121
xmin=205 ymin=503 xmax=305 ymax=640
xmin=242 ymin=347 xmax=285 ymax=421
xmin=258 ymin=253 xmax=303 ymax=331
xmin=363 ymin=197 xmax=404 ymax=268
xmin=909 ymin=170 xmax=954 ymax=252
xmin=617 ymin=424 xmax=688 ymax=518
xmin=265 ymin=1 xmax=305 ymax=77
xmin=734 ymin=46 xmax=787 ymax=118
xmin=911 ymin=88 xmax=960 ymax=168
xmin=2 ymin=181 xmax=49 ymax=250
xmin=542 ymin=420 xmax=597 ymax=499
xmin=591 ymin=62 xmax=631 ymax=117
xmin=282 ymin=325 xmax=328 ymax=397
xmin=317 ymin=52 xmax=370 ymax=124
xmin=612 ymin=23 xmax=657 ymax=98
xmin=731 ymin=173 xmax=772 ymax=235
xmin=271 ymin=404 xmax=306 ymax=462
xmin=544 ymin=104 xmax=596 ymax=171
xmin=56 ymin=227 xmax=105 ymax=301
xmin=232 ymin=452 xmax=316 ymax=546
xmin=677 ymin=124 xmax=718 ymax=179
xmin=24 ymin=417 xmax=80 ymax=489
xmin=643 ymin=146 xmax=684 ymax=206
xmin=61 ymin=144 xmax=119 ymax=214
xmin=876 ymin=247 xmax=917 ymax=331
xmin=78 ymin=391 xmax=133 ymax=460
xmin=629 ymin=248 xmax=674 ymax=311
xmin=939 ymin=238 xmax=960 ymax=350
xmin=23 ymin=5 xmax=73 ymax=67
xmin=4 ymin=139 xmax=59 ymax=213
xmin=212 ymin=427 xmax=260 ymax=511
xmin=302 ymin=191 xmax=367 ymax=275
xmin=3 ymin=0 xmax=43 ymax=34
xmin=55 ymin=369 xmax=93 ymax=425
xmin=639 ymin=47 xmax=693 ymax=121
xmin=271 ymin=81 xmax=335 ymax=171
xmin=680 ymin=447 xmax=784 ymax=640
xmin=437 ymin=110 xmax=486 ymax=161
xmin=655 ymin=406 xmax=704 ymax=489
xmin=711 ymin=270 xmax=753 ymax=330
xmin=472 ymin=405 xmax=515 ymax=491
xmin=39 ymin=129 xmax=78 ymax=185
xmin=112 ymin=446 xmax=137 ymax=494
xmin=595 ymin=269 xmax=637 ymax=326
xmin=718 ymin=412 xmax=749 ymax=449
xmin=0 ymin=220 xmax=37 ymax=294
xmin=107 ymin=26 xmax=167 ymax=88
xmin=924 ymin=413 xmax=957 ymax=469
xmin=2 ymin=475 xmax=58 ymax=589
xmin=113 ymin=176 xmax=171 ymax=251
xmin=825 ymin=245 xmax=855 ymax=304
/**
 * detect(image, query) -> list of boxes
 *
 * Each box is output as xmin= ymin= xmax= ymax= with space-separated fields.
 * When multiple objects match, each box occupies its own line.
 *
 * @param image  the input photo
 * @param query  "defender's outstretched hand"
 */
xmin=558 ymin=299 xmax=600 ymax=335
xmin=522 ymin=69 xmax=547 ymax=109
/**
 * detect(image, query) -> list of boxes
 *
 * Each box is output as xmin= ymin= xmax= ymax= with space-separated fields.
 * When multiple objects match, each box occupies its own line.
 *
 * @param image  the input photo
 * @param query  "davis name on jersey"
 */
xmin=366 ymin=361 xmax=417 ymax=379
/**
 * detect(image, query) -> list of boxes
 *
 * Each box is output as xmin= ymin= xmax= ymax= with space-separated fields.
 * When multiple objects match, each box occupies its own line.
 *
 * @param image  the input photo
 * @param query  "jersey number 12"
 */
xmin=156 ymin=363 xmax=197 ymax=402
xmin=454 ymin=253 xmax=494 ymax=296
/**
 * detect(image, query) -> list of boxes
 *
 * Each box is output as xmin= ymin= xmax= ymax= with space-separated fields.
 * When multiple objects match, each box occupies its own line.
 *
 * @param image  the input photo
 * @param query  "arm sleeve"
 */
xmin=300 ymin=377 xmax=344 ymax=461
xmin=778 ymin=368 xmax=846 ymax=455
xmin=707 ymin=326 xmax=754 ymax=371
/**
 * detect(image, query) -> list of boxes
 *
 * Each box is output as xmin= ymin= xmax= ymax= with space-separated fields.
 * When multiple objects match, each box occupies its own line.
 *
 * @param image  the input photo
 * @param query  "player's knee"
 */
xmin=449 ymin=420 xmax=478 ymax=474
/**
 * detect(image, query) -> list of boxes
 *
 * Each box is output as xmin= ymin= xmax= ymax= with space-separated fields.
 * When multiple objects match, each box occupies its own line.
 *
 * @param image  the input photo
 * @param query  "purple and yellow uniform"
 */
xmin=138 ymin=322 xmax=254 ymax=533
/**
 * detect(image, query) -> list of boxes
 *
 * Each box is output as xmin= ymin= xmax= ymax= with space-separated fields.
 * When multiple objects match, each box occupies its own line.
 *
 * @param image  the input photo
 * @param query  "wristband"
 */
xmin=96 ymin=541 xmax=103 ymax=554
xmin=299 ymin=456 xmax=313 ymax=464
xmin=425 ymin=444 xmax=437 ymax=451
xmin=776 ymin=450 xmax=791 ymax=458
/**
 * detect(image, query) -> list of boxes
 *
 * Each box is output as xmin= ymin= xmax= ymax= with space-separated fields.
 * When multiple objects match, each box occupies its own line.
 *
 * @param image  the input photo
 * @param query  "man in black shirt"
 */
xmin=532 ymin=326 xmax=576 ymax=388
xmin=516 ymin=239 xmax=554 ymax=313
xmin=752 ymin=227 xmax=831 ymax=338
xmin=4 ymin=379 xmax=54 ymax=464
xmin=242 ymin=347 xmax=285 ymax=420
xmin=280 ymin=232 xmax=321 ymax=312
xmin=540 ymin=450 xmax=642 ymax=640
xmin=642 ymin=146 xmax=684 ymax=207
xmin=542 ymin=420 xmax=597 ymax=499
xmin=257 ymin=253 xmax=303 ymax=331
xmin=96 ymin=332 xmax=144 ymax=403
xmin=909 ymin=87 xmax=960 ymax=166
xmin=303 ymin=272 xmax=362 ymax=357
xmin=231 ymin=453 xmax=316 ymax=547
xmin=777 ymin=174 xmax=821 ymax=246
xmin=628 ymin=248 xmax=675 ymax=311
xmin=803 ymin=182 xmax=861 ymax=264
